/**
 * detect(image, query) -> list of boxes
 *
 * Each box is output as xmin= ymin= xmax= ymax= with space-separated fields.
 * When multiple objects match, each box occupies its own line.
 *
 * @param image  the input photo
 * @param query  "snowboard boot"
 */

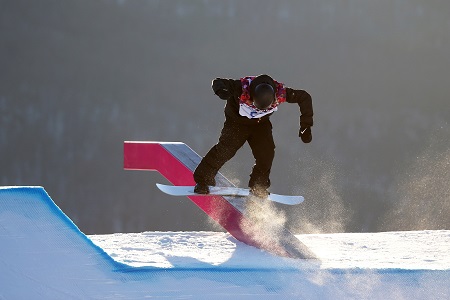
xmin=194 ymin=183 xmax=210 ymax=194
xmin=249 ymin=186 xmax=270 ymax=199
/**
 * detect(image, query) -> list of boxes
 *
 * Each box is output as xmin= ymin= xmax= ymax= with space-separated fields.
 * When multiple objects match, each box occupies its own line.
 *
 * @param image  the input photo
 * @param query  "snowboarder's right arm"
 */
xmin=211 ymin=78 xmax=241 ymax=100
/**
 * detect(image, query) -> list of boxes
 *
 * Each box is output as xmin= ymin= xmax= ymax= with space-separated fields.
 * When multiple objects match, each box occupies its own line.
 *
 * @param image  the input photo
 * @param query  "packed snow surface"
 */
xmin=1 ymin=186 xmax=450 ymax=299
xmin=89 ymin=230 xmax=450 ymax=270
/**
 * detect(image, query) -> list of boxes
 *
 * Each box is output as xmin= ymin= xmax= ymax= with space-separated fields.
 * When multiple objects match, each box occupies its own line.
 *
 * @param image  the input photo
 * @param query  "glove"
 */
xmin=212 ymin=79 xmax=231 ymax=100
xmin=215 ymin=88 xmax=231 ymax=100
xmin=299 ymin=126 xmax=312 ymax=143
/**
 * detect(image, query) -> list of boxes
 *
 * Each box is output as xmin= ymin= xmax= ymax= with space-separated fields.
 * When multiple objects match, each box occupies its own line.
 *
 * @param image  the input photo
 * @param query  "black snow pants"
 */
xmin=193 ymin=118 xmax=275 ymax=189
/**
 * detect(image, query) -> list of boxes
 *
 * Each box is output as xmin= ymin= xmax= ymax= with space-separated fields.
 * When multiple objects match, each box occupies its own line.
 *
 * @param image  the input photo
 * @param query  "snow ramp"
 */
xmin=1 ymin=186 xmax=450 ymax=299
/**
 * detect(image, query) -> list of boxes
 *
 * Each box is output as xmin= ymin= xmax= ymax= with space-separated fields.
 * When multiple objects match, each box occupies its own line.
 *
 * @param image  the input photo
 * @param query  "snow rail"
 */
xmin=123 ymin=141 xmax=318 ymax=260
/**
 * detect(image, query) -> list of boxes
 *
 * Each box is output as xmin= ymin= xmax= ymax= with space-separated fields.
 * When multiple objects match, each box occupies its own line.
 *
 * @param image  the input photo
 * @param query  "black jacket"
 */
xmin=211 ymin=75 xmax=314 ymax=128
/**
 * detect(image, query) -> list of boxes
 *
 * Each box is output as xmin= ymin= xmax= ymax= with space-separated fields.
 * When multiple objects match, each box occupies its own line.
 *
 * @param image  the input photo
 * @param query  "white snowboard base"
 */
xmin=156 ymin=183 xmax=304 ymax=205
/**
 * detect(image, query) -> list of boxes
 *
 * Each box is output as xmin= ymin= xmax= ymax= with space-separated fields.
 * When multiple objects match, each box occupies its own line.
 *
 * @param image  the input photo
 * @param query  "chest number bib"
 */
xmin=239 ymin=103 xmax=278 ymax=119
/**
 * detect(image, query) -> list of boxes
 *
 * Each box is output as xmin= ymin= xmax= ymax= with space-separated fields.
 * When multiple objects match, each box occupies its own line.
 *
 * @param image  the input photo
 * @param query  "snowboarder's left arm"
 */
xmin=286 ymin=88 xmax=314 ymax=143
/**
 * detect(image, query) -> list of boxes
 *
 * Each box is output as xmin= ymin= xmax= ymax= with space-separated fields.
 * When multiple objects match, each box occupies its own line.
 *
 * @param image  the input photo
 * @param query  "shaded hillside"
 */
xmin=1 ymin=0 xmax=449 ymax=233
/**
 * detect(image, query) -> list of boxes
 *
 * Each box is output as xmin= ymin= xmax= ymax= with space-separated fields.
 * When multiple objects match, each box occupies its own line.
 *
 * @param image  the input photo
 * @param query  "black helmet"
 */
xmin=253 ymin=83 xmax=275 ymax=110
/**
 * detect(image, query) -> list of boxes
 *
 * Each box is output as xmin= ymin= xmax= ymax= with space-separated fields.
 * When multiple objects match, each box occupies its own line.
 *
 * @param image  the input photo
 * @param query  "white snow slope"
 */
xmin=0 ymin=186 xmax=449 ymax=299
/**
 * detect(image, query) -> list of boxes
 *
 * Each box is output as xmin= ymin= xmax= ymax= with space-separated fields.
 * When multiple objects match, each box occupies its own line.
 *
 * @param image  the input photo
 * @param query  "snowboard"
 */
xmin=156 ymin=183 xmax=304 ymax=205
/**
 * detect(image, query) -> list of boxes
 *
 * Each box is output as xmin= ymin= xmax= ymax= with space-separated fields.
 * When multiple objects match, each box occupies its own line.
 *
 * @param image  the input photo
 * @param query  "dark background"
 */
xmin=1 ymin=0 xmax=449 ymax=234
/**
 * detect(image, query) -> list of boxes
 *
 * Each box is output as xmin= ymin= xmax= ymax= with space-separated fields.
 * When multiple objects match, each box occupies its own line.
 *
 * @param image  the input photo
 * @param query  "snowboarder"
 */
xmin=193 ymin=74 xmax=313 ymax=198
